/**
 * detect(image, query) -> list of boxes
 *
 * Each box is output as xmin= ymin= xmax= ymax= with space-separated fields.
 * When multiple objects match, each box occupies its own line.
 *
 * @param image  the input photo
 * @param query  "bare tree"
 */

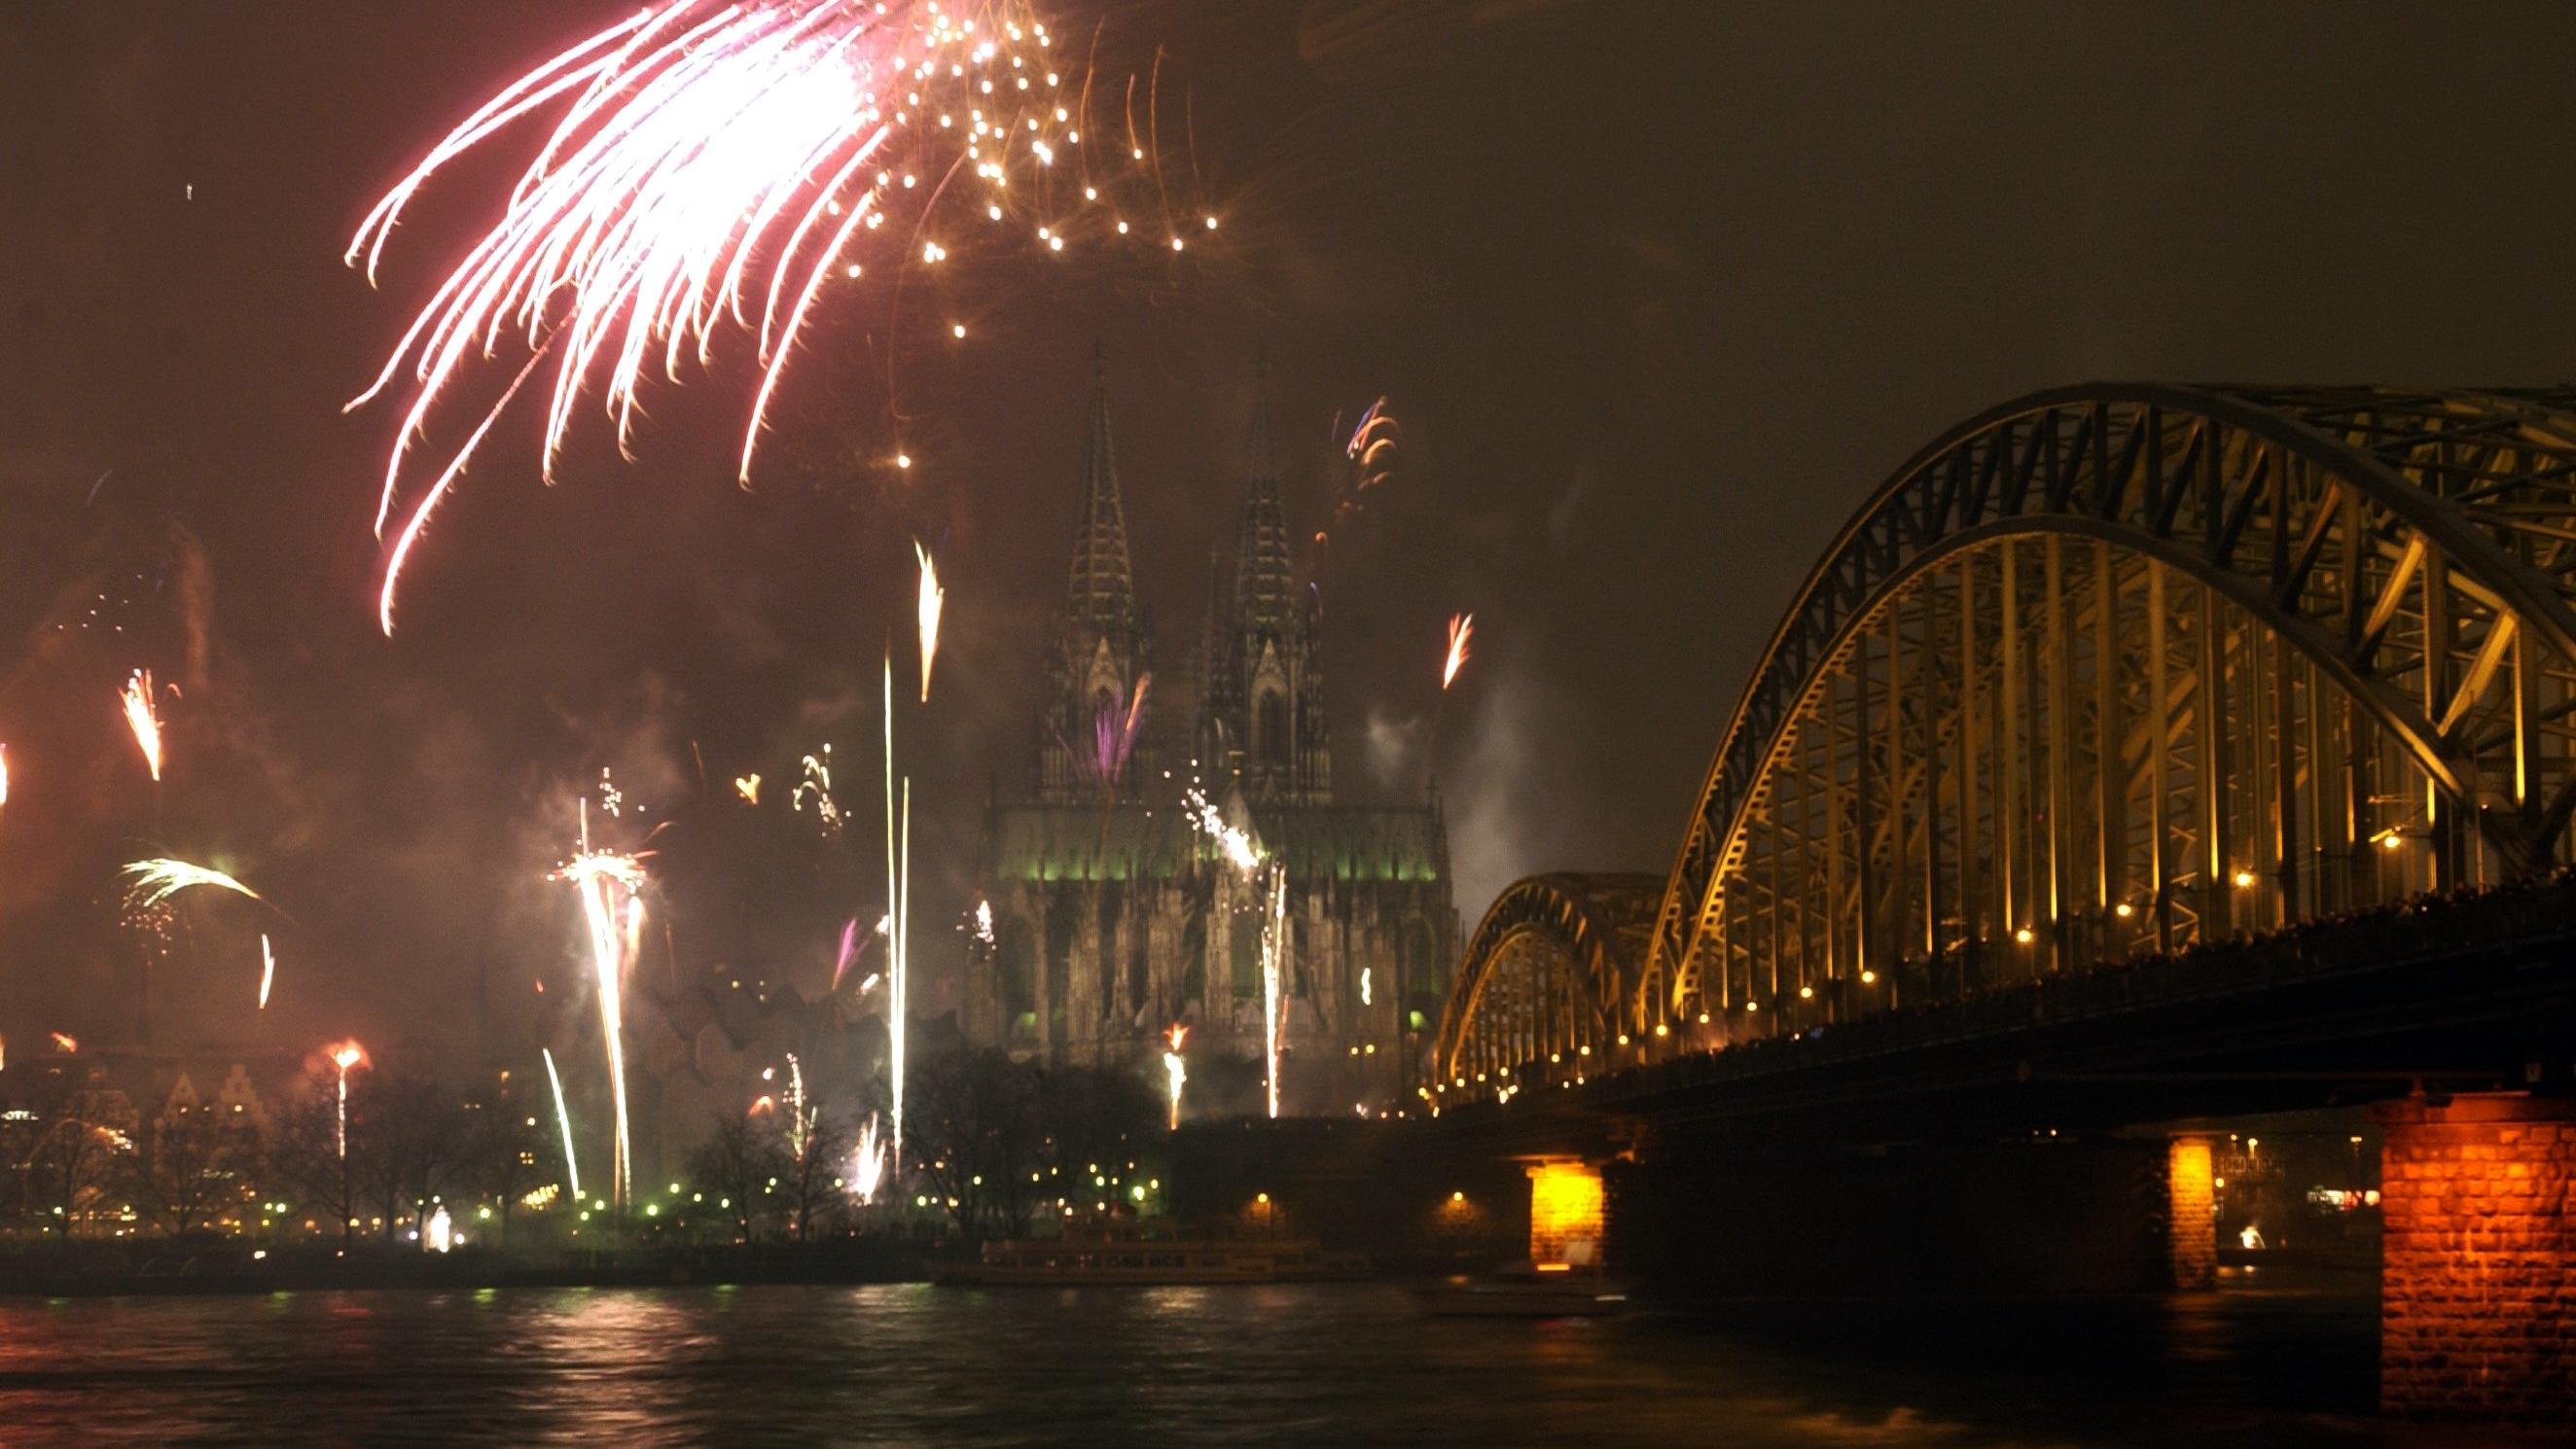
xmin=780 ymin=1112 xmax=855 ymax=1243
xmin=909 ymin=1047 xmax=1044 ymax=1241
xmin=15 ymin=1080 xmax=139 ymax=1244
xmin=139 ymin=1098 xmax=255 ymax=1239
xmin=1037 ymin=1064 xmax=1161 ymax=1214
xmin=272 ymin=1078 xmax=369 ymax=1250
xmin=362 ymin=1072 xmax=469 ymax=1242
xmin=689 ymin=1110 xmax=789 ymax=1243
xmin=463 ymin=1082 xmax=555 ymax=1247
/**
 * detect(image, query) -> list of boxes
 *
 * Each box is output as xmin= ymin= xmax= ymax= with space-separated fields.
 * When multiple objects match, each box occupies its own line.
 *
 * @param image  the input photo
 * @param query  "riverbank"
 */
xmin=0 ymin=1238 xmax=930 ymax=1297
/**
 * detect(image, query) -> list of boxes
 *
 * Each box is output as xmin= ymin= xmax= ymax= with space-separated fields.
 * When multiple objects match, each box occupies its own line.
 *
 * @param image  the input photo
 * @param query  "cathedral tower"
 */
xmin=1036 ymin=347 xmax=1153 ymax=802
xmin=1202 ymin=358 xmax=1332 ymax=804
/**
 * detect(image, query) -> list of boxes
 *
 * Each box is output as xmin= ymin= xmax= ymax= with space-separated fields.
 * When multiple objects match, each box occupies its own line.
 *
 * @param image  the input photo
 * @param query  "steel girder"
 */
xmin=1642 ymin=385 xmax=2576 ymax=1039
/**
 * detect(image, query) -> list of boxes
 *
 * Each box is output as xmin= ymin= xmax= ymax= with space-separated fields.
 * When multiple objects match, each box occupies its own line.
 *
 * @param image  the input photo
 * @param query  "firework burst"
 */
xmin=347 ymin=0 xmax=1198 ymax=633
xmin=120 ymin=858 xmax=263 ymax=914
xmin=1344 ymin=395 xmax=1398 ymax=489
xmin=791 ymin=746 xmax=841 ymax=834
xmin=1185 ymin=785 xmax=1261 ymax=874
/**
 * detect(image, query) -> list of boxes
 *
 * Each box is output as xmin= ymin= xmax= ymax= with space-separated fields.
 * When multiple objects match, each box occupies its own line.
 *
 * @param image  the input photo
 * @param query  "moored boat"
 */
xmin=1416 ymin=1260 xmax=1629 ymax=1317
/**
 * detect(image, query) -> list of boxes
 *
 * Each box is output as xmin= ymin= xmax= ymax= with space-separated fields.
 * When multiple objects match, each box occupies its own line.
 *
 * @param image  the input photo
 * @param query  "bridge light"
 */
xmin=2232 ymin=869 xmax=2257 ymax=889
xmin=1549 ymin=1052 xmax=1560 ymax=1064
xmin=1578 ymin=1044 xmax=1592 ymax=1056
xmin=1798 ymin=985 xmax=1814 ymax=1000
xmin=1744 ymin=1001 xmax=1759 ymax=1012
xmin=2379 ymin=832 xmax=2404 ymax=851
xmin=1617 ymin=1035 xmax=1630 ymax=1046
xmin=1653 ymin=1023 xmax=1668 ymax=1039
xmin=2014 ymin=927 xmax=2035 ymax=945
xmin=1697 ymin=1012 xmax=1710 ymax=1024
xmin=1859 ymin=971 xmax=1877 ymax=985
xmin=2113 ymin=901 xmax=2134 ymax=919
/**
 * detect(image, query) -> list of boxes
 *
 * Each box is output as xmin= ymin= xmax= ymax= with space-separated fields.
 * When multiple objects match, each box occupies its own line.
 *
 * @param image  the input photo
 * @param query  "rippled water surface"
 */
xmin=0 ymin=1277 xmax=2512 ymax=1447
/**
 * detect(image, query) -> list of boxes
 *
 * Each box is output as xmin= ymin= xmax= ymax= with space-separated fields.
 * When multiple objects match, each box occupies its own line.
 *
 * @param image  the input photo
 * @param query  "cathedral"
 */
xmin=962 ymin=354 xmax=1456 ymax=1114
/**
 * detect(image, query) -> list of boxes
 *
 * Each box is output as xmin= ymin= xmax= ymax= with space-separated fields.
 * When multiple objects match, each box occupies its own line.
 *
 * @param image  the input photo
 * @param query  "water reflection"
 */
xmin=0 ymin=1279 xmax=2504 ymax=1447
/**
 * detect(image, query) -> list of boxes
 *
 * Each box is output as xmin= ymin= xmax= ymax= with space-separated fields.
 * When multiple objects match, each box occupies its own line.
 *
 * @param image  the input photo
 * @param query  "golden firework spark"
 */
xmin=1442 ymin=613 xmax=1474 ymax=690
xmin=848 ymin=1113 xmax=888 ymax=1205
xmin=121 ymin=670 xmax=164 ymax=781
xmin=915 ymin=541 xmax=945 ymax=702
xmin=1162 ymin=1022 xmax=1188 ymax=1130
xmin=327 ymin=1040 xmax=367 ymax=1160
xmin=551 ymin=803 xmax=651 ymax=1210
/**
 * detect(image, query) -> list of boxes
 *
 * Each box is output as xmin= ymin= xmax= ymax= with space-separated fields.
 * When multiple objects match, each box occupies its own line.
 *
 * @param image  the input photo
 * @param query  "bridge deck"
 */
xmin=1429 ymin=871 xmax=2576 ymax=1149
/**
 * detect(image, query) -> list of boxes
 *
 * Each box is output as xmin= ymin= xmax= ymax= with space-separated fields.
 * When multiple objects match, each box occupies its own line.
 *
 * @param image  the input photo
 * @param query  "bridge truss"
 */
xmin=1426 ymin=385 xmax=2576 ymax=1102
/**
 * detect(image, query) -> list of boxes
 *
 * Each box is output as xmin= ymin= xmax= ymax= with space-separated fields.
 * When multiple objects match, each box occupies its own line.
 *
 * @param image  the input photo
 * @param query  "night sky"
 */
xmin=6 ymin=0 xmax=2575 ymax=1061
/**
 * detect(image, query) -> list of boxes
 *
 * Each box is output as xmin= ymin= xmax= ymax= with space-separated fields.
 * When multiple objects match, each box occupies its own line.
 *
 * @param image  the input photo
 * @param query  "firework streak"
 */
xmin=1261 ymin=865 xmax=1286 ymax=1119
xmin=542 ymin=1045 xmax=584 ymax=1203
xmin=551 ymin=807 xmax=649 ymax=1211
xmin=882 ymin=658 xmax=911 ymax=1176
xmin=330 ymin=1043 xmax=366 ymax=1160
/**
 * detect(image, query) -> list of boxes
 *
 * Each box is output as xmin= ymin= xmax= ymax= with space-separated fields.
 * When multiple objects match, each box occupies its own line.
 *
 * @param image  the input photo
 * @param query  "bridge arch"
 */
xmin=1423 ymin=873 xmax=1661 ymax=1093
xmin=1427 ymin=384 xmax=2576 ymax=1099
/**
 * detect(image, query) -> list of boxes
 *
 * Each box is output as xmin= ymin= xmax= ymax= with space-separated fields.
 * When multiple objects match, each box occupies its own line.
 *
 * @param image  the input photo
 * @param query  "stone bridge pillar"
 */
xmin=1526 ymin=1159 xmax=1605 ymax=1267
xmin=2166 ymin=1135 xmax=2217 ymax=1290
xmin=2375 ymin=1093 xmax=2575 ymax=1424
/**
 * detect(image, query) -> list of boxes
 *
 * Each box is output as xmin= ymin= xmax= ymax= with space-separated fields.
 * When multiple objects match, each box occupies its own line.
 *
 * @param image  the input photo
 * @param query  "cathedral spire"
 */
xmin=1065 ymin=341 xmax=1135 ymax=626
xmin=1232 ymin=352 xmax=1295 ymax=628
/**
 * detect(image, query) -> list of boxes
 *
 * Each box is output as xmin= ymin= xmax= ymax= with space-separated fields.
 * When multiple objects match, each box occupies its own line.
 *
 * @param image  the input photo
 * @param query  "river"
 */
xmin=0 ymin=1274 xmax=2516 ymax=1446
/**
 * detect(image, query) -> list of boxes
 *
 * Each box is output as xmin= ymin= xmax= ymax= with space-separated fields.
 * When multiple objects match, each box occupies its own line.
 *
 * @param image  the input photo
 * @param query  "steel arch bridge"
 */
xmin=1425 ymin=384 xmax=2576 ymax=1100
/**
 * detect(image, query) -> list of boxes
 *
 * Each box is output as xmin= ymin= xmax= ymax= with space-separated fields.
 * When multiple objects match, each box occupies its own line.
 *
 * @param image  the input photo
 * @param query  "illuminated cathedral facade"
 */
xmin=962 ymin=355 xmax=1454 ymax=1113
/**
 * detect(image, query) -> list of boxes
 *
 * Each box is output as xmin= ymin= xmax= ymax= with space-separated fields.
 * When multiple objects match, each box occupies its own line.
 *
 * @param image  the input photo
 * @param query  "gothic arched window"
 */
xmin=1257 ymin=689 xmax=1288 ymax=766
